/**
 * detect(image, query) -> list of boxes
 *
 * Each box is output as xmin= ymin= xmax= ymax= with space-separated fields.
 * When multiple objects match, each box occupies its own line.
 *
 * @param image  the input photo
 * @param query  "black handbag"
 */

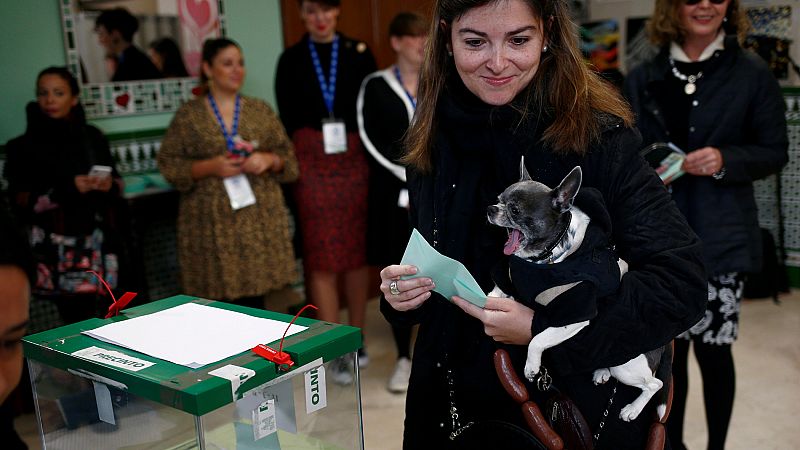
xmin=453 ymin=420 xmax=550 ymax=450
xmin=493 ymin=348 xmax=670 ymax=450
xmin=444 ymin=352 xmax=552 ymax=450
xmin=545 ymin=392 xmax=594 ymax=450
xmin=743 ymin=173 xmax=790 ymax=303
xmin=493 ymin=348 xmax=593 ymax=450
xmin=743 ymin=227 xmax=789 ymax=302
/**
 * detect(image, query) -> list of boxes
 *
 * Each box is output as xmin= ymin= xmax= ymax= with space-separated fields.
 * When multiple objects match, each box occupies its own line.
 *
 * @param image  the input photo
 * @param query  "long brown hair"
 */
xmin=647 ymin=0 xmax=750 ymax=47
xmin=404 ymin=0 xmax=633 ymax=172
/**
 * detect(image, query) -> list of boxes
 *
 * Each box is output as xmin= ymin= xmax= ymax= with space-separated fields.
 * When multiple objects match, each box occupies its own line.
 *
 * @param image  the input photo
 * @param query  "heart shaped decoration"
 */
xmin=115 ymin=93 xmax=130 ymax=107
xmin=187 ymin=0 xmax=211 ymax=29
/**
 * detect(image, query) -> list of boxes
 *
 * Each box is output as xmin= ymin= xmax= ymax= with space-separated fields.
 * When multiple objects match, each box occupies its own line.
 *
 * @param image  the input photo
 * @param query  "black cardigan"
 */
xmin=357 ymin=69 xmax=415 ymax=265
xmin=624 ymin=37 xmax=789 ymax=275
xmin=275 ymin=33 xmax=376 ymax=136
xmin=381 ymin=78 xmax=707 ymax=449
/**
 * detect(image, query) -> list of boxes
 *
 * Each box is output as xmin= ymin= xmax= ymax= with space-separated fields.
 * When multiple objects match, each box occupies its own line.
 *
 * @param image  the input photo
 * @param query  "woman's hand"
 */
xmin=380 ymin=264 xmax=435 ymax=311
xmin=241 ymin=152 xmax=280 ymax=175
xmin=683 ymin=146 xmax=723 ymax=176
xmin=214 ymin=155 xmax=244 ymax=178
xmin=190 ymin=155 xmax=244 ymax=180
xmin=74 ymin=175 xmax=93 ymax=193
xmin=452 ymin=296 xmax=533 ymax=345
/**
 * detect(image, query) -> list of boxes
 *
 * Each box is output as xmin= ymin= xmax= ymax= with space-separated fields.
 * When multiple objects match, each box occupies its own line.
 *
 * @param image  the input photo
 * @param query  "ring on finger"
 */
xmin=389 ymin=280 xmax=401 ymax=296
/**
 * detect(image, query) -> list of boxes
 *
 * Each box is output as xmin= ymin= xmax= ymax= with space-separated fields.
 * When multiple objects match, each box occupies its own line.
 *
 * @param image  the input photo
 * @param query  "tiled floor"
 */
xmin=17 ymin=292 xmax=800 ymax=449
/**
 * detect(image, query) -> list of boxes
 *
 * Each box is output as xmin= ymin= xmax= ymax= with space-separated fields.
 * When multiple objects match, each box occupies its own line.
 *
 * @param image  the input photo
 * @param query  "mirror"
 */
xmin=58 ymin=0 xmax=226 ymax=118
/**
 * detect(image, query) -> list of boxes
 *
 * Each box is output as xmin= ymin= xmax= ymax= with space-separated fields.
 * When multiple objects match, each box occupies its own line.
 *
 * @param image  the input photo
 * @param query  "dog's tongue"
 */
xmin=504 ymin=229 xmax=522 ymax=255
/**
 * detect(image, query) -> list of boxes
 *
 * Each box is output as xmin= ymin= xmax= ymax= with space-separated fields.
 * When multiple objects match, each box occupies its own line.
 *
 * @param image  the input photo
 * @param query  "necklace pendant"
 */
xmin=684 ymin=82 xmax=696 ymax=95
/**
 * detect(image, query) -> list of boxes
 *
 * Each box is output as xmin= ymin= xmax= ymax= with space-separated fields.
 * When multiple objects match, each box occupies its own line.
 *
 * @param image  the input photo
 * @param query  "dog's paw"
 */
xmin=524 ymin=358 xmax=542 ymax=382
xmin=592 ymin=368 xmax=611 ymax=385
xmin=619 ymin=404 xmax=643 ymax=422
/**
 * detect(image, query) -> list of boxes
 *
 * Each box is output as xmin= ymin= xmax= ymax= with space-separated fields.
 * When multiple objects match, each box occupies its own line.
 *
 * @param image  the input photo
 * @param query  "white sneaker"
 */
xmin=387 ymin=357 xmax=412 ymax=393
xmin=329 ymin=357 xmax=354 ymax=385
xmin=348 ymin=349 xmax=369 ymax=370
xmin=357 ymin=348 xmax=369 ymax=369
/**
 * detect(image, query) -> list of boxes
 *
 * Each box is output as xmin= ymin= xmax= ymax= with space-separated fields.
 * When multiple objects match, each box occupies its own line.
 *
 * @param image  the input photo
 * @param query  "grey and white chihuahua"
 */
xmin=486 ymin=159 xmax=671 ymax=422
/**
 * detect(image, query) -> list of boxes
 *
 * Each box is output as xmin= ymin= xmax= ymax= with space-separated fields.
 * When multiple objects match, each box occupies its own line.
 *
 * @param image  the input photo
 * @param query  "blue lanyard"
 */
xmin=208 ymin=93 xmax=241 ymax=153
xmin=393 ymin=66 xmax=416 ymax=109
xmin=308 ymin=35 xmax=339 ymax=116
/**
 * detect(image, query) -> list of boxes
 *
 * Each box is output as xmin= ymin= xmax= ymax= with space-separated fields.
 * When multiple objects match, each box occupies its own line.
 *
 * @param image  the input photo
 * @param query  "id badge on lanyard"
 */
xmin=223 ymin=174 xmax=257 ymax=210
xmin=309 ymin=35 xmax=347 ymax=155
xmin=322 ymin=118 xmax=347 ymax=154
xmin=209 ymin=93 xmax=257 ymax=210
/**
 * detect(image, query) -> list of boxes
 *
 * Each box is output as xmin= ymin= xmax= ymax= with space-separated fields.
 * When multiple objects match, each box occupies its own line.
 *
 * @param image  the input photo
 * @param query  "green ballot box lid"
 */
xmin=23 ymin=295 xmax=361 ymax=416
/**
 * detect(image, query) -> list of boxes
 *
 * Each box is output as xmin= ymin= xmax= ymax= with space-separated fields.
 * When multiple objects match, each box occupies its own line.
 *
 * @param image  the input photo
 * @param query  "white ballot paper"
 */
xmin=83 ymin=303 xmax=307 ymax=369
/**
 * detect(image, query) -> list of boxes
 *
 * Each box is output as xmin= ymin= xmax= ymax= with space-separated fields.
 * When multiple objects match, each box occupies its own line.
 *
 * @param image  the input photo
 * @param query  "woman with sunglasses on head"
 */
xmin=624 ymin=1 xmax=788 ymax=449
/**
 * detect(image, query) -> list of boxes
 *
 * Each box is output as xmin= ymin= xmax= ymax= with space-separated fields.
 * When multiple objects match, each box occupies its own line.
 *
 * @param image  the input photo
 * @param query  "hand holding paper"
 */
xmin=400 ymin=229 xmax=487 ymax=308
xmin=452 ymin=296 xmax=534 ymax=345
xmin=640 ymin=142 xmax=686 ymax=184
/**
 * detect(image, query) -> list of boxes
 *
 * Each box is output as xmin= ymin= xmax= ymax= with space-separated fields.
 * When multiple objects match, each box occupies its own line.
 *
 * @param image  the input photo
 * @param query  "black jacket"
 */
xmin=381 ymin=78 xmax=707 ymax=449
xmin=113 ymin=45 xmax=160 ymax=82
xmin=624 ymin=37 xmax=788 ymax=275
xmin=357 ymin=69 xmax=414 ymax=265
xmin=4 ymin=102 xmax=120 ymax=235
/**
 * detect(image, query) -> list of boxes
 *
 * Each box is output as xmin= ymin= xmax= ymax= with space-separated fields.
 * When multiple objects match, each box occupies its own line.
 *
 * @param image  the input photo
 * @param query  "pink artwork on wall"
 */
xmin=178 ymin=0 xmax=220 ymax=76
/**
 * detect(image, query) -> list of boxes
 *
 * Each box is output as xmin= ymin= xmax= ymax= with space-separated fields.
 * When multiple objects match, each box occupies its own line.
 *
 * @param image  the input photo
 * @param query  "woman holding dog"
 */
xmin=624 ymin=1 xmax=788 ymax=449
xmin=378 ymin=0 xmax=707 ymax=448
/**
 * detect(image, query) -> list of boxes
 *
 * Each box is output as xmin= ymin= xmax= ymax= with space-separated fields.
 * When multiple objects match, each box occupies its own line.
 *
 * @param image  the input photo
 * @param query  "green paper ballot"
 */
xmin=640 ymin=142 xmax=686 ymax=185
xmin=400 ymin=229 xmax=487 ymax=308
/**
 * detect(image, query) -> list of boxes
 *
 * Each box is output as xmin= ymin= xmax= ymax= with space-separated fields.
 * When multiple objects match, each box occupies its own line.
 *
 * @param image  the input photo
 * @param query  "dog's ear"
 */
xmin=519 ymin=157 xmax=532 ymax=182
xmin=552 ymin=166 xmax=582 ymax=212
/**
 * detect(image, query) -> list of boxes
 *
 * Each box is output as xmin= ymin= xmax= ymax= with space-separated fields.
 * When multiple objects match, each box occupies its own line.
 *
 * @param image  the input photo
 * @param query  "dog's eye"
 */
xmin=510 ymin=205 xmax=520 ymax=216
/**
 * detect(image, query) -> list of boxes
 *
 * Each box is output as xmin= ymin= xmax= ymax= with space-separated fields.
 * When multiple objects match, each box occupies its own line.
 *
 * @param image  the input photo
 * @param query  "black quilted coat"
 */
xmin=624 ymin=36 xmax=789 ymax=276
xmin=381 ymin=76 xmax=707 ymax=449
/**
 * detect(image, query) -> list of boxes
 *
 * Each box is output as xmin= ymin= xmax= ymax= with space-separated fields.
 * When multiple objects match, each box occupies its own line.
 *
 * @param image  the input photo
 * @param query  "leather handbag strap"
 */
xmin=494 ymin=349 xmax=566 ymax=450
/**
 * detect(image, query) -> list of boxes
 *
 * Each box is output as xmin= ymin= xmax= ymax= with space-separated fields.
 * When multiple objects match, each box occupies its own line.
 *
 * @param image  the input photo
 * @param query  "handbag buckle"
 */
xmin=536 ymin=366 xmax=552 ymax=392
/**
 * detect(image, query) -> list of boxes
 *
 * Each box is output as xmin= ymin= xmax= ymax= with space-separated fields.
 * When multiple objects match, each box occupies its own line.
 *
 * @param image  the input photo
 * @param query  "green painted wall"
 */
xmin=0 ymin=1 xmax=65 ymax=143
xmin=0 ymin=0 xmax=285 ymax=143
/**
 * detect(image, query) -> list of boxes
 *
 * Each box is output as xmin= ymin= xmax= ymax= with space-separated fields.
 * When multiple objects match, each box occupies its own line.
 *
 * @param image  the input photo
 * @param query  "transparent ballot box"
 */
xmin=23 ymin=295 xmax=364 ymax=449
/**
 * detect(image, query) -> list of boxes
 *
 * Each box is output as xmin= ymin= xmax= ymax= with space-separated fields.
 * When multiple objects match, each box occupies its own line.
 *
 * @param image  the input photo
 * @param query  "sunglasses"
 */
xmin=684 ymin=0 xmax=727 ymax=5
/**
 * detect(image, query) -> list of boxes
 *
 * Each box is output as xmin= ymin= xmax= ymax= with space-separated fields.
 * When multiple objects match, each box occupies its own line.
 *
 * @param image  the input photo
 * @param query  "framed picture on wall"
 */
xmin=744 ymin=5 xmax=794 ymax=80
xmin=579 ymin=19 xmax=623 ymax=87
